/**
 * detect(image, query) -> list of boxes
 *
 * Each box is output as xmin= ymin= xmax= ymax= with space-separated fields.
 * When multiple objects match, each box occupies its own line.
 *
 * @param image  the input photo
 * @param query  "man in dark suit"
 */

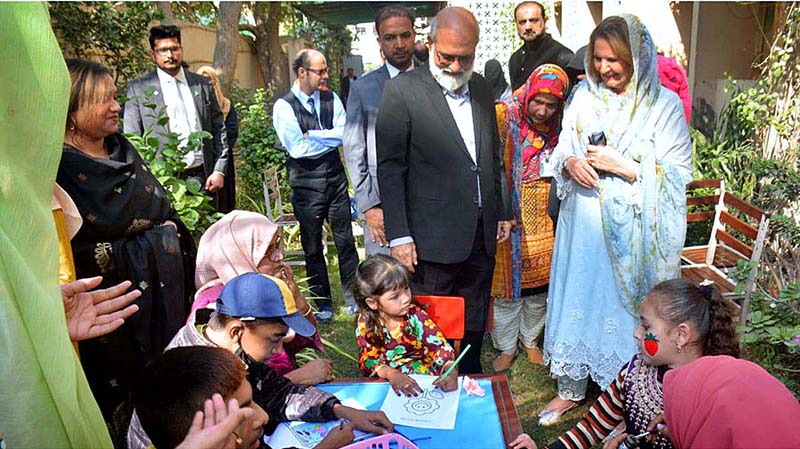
xmin=376 ymin=7 xmax=512 ymax=374
xmin=344 ymin=5 xmax=416 ymax=257
xmin=340 ymin=68 xmax=357 ymax=107
xmin=123 ymin=25 xmax=231 ymax=211
xmin=508 ymin=1 xmax=573 ymax=90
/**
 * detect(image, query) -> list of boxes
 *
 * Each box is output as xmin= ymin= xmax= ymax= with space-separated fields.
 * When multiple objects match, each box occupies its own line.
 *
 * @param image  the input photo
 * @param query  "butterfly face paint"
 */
xmin=643 ymin=332 xmax=660 ymax=356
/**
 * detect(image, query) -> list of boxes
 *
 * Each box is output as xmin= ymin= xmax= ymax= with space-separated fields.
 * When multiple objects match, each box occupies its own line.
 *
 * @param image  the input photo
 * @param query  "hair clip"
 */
xmin=698 ymin=279 xmax=715 ymax=300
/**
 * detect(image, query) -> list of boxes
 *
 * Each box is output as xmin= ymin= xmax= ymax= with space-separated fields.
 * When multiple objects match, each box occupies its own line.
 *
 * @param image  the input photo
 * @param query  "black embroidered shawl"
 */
xmin=57 ymin=132 xmax=196 ymax=415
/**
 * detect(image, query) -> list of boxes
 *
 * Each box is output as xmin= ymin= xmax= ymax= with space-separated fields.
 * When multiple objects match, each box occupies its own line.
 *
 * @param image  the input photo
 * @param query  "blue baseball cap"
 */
xmin=216 ymin=273 xmax=316 ymax=337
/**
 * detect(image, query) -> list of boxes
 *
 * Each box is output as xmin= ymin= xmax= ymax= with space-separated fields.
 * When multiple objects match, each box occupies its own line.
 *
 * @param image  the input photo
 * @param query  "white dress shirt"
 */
xmin=385 ymin=61 xmax=414 ymax=79
xmin=272 ymin=84 xmax=346 ymax=160
xmin=156 ymin=67 xmax=203 ymax=168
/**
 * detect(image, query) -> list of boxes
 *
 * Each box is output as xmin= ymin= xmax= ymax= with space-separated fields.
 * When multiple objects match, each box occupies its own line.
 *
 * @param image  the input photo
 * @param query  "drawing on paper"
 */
xmin=287 ymin=421 xmax=341 ymax=447
xmin=404 ymin=387 xmax=444 ymax=415
xmin=380 ymin=374 xmax=461 ymax=430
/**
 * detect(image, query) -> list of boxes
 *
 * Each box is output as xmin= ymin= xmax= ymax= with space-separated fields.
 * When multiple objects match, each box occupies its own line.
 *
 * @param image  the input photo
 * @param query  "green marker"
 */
xmin=433 ymin=343 xmax=471 ymax=387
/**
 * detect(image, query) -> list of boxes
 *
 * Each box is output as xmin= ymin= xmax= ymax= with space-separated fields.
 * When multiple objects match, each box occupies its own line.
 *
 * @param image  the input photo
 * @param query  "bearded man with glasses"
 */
xmin=376 ymin=7 xmax=512 ymax=374
xmin=272 ymin=49 xmax=360 ymax=323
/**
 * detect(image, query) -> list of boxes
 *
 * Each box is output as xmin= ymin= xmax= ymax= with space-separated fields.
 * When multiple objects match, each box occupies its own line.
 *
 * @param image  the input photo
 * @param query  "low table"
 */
xmin=316 ymin=374 xmax=522 ymax=449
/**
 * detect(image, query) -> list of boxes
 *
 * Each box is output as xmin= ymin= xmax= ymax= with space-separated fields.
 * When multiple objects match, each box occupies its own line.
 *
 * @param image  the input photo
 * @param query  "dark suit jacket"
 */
xmin=123 ymin=69 xmax=229 ymax=178
xmin=509 ymin=33 xmax=573 ymax=90
xmin=376 ymin=64 xmax=511 ymax=264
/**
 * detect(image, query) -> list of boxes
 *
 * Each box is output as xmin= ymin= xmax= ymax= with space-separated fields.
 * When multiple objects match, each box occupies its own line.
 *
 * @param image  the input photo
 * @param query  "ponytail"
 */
xmin=649 ymin=279 xmax=739 ymax=358
xmin=702 ymin=286 xmax=740 ymax=357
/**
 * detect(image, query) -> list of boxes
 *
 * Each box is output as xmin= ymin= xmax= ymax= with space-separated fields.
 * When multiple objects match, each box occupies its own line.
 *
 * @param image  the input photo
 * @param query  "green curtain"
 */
xmin=0 ymin=3 xmax=112 ymax=448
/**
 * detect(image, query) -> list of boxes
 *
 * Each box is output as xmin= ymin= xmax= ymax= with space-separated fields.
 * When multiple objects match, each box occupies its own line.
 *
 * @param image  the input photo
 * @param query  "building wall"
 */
xmin=178 ymin=22 xmax=264 ymax=91
xmin=691 ymin=2 xmax=762 ymax=115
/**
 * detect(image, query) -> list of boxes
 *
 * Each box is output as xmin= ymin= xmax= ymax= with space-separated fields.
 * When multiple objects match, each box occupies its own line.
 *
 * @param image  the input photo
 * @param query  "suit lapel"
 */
xmin=419 ymin=66 xmax=471 ymax=160
xmin=147 ymin=71 xmax=167 ymax=114
xmin=376 ymin=65 xmax=391 ymax=98
xmin=145 ymin=71 xmax=168 ymax=131
xmin=469 ymin=77 xmax=482 ymax=163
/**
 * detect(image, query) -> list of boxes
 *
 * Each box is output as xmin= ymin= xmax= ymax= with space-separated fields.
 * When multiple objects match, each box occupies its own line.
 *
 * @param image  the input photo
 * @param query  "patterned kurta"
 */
xmin=356 ymin=305 xmax=455 ymax=377
xmin=491 ymin=102 xmax=555 ymax=298
xmin=547 ymin=354 xmax=672 ymax=449
xmin=491 ymin=64 xmax=569 ymax=301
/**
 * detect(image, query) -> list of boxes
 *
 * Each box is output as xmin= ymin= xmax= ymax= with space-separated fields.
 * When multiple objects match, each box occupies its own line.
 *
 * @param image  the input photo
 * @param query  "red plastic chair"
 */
xmin=415 ymin=295 xmax=465 ymax=352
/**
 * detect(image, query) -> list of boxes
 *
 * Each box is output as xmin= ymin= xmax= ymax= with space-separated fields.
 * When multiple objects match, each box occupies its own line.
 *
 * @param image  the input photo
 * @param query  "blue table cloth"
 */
xmin=318 ymin=379 xmax=506 ymax=449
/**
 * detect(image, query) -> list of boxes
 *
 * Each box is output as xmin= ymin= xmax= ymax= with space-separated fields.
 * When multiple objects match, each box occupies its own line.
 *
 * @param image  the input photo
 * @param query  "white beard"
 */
xmin=429 ymin=61 xmax=472 ymax=93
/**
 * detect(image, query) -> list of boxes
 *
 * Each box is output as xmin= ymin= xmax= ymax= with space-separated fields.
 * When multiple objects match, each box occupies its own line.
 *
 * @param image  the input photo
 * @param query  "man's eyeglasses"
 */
xmin=435 ymin=48 xmax=474 ymax=67
xmin=303 ymin=67 xmax=329 ymax=76
xmin=155 ymin=46 xmax=182 ymax=56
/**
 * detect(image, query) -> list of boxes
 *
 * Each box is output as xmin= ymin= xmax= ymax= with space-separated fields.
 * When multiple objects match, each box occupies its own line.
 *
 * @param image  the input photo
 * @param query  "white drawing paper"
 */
xmin=379 ymin=374 xmax=462 ymax=430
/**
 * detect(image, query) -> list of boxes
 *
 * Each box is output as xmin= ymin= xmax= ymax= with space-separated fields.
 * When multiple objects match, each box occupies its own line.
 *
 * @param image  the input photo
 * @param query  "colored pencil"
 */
xmin=433 ymin=343 xmax=471 ymax=385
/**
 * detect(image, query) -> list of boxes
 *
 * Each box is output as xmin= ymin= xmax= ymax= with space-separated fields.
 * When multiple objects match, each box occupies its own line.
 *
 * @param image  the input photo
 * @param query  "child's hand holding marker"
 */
xmin=432 ymin=361 xmax=458 ymax=392
xmin=433 ymin=344 xmax=471 ymax=392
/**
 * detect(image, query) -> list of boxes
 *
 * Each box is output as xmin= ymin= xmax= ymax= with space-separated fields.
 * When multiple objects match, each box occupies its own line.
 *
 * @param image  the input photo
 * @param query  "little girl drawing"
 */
xmin=510 ymin=279 xmax=740 ymax=449
xmin=352 ymin=254 xmax=457 ymax=396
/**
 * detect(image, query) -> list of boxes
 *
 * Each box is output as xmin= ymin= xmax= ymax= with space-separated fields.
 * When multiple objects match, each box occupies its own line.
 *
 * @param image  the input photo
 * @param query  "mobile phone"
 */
xmin=588 ymin=131 xmax=607 ymax=146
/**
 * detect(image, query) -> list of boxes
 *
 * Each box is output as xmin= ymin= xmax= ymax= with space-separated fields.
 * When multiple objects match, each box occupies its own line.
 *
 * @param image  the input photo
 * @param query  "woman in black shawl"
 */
xmin=57 ymin=59 xmax=195 ymax=437
xmin=485 ymin=59 xmax=511 ymax=101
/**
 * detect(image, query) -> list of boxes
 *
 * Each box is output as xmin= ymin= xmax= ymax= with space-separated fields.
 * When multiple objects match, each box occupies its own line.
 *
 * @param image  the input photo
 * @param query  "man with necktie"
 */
xmin=123 ymin=25 xmax=232 ymax=211
xmin=272 ymin=49 xmax=359 ymax=322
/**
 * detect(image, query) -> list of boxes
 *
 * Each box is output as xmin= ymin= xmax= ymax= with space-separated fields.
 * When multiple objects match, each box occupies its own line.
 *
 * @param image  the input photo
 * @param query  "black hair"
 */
xmin=149 ymin=25 xmax=182 ymax=50
xmin=514 ymin=1 xmax=546 ymax=21
xmin=349 ymin=254 xmax=418 ymax=344
xmin=374 ymin=5 xmax=416 ymax=35
xmin=134 ymin=346 xmax=246 ymax=449
xmin=208 ymin=311 xmax=284 ymax=331
xmin=648 ymin=279 xmax=740 ymax=358
xmin=292 ymin=49 xmax=313 ymax=76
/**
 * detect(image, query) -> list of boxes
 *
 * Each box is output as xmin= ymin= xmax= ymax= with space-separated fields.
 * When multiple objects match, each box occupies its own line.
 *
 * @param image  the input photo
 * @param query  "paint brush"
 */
xmin=433 ymin=343 xmax=471 ymax=387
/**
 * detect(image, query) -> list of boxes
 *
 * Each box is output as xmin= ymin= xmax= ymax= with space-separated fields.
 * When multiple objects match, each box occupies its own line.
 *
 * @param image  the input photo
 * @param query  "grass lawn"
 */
xmin=293 ymin=245 xmax=601 ymax=446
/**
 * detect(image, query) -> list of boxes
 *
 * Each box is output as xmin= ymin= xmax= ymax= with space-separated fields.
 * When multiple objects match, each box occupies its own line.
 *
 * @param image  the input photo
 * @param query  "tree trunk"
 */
xmin=250 ymin=2 xmax=289 ymax=95
xmin=155 ymin=2 xmax=175 ymax=25
xmin=213 ymin=1 xmax=242 ymax=96
xmin=267 ymin=1 xmax=289 ymax=94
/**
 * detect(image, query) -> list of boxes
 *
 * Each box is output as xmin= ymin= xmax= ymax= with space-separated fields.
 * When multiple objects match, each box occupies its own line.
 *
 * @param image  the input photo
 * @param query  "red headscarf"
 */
xmin=505 ymin=63 xmax=570 ymax=181
xmin=657 ymin=55 xmax=691 ymax=124
xmin=663 ymin=355 xmax=800 ymax=449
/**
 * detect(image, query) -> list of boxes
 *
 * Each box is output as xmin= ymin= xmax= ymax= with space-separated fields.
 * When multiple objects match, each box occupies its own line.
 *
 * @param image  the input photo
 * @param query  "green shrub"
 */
xmin=123 ymin=86 xmax=220 ymax=233
xmin=739 ymin=281 xmax=800 ymax=397
xmin=233 ymin=87 xmax=289 ymax=211
xmin=690 ymin=76 xmax=800 ymax=397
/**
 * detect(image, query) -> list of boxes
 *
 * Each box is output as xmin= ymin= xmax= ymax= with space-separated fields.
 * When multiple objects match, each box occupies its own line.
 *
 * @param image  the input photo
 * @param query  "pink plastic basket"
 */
xmin=341 ymin=432 xmax=420 ymax=449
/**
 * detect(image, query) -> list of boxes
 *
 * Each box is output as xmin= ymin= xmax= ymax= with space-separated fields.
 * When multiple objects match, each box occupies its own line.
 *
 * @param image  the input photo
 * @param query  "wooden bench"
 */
xmin=680 ymin=179 xmax=770 ymax=323
xmin=262 ymin=166 xmax=306 ymax=266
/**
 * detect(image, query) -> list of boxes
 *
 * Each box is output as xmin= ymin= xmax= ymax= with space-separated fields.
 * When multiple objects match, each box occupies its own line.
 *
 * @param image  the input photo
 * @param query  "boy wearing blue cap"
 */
xmin=129 ymin=273 xmax=393 ymax=449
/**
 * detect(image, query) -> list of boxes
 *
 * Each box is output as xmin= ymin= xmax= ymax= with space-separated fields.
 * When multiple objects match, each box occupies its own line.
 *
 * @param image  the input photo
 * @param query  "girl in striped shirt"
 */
xmin=510 ymin=279 xmax=740 ymax=449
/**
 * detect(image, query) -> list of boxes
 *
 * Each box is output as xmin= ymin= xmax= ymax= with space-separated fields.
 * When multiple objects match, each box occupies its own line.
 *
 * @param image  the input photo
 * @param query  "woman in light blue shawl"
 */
xmin=539 ymin=14 xmax=692 ymax=425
